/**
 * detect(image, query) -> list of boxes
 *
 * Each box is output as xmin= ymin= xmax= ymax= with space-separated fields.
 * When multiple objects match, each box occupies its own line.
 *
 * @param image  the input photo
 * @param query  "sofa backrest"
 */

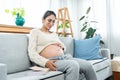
xmin=0 ymin=33 xmax=30 ymax=74
xmin=59 ymin=37 xmax=74 ymax=56
xmin=0 ymin=33 xmax=74 ymax=74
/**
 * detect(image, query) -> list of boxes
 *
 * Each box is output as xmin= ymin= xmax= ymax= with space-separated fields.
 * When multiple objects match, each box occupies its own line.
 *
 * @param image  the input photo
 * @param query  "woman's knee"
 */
xmin=76 ymin=59 xmax=92 ymax=67
xmin=80 ymin=61 xmax=94 ymax=71
xmin=67 ymin=60 xmax=80 ymax=70
xmin=55 ymin=60 xmax=80 ymax=72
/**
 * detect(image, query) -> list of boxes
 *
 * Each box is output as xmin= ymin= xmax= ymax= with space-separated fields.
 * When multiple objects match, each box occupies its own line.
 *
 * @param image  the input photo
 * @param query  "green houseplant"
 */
xmin=5 ymin=8 xmax=25 ymax=26
xmin=5 ymin=8 xmax=25 ymax=17
xmin=79 ymin=7 xmax=104 ymax=45
xmin=58 ymin=20 xmax=70 ymax=37
xmin=58 ymin=20 xmax=70 ymax=29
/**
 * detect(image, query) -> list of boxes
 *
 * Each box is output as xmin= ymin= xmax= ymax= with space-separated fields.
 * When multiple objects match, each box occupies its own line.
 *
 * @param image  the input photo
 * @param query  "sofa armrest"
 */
xmin=0 ymin=63 xmax=7 ymax=80
xmin=100 ymin=48 xmax=111 ymax=59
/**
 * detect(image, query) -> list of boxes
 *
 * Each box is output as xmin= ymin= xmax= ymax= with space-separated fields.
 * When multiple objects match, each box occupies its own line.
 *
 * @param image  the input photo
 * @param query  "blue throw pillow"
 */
xmin=74 ymin=35 xmax=102 ymax=60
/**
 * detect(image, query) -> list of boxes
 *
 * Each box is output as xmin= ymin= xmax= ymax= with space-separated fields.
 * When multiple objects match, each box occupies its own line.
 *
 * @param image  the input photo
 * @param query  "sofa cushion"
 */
xmin=0 ymin=33 xmax=30 ymax=74
xmin=59 ymin=37 xmax=74 ymax=56
xmin=7 ymin=70 xmax=63 ymax=80
xmin=74 ymin=35 xmax=102 ymax=60
xmin=88 ymin=58 xmax=110 ymax=72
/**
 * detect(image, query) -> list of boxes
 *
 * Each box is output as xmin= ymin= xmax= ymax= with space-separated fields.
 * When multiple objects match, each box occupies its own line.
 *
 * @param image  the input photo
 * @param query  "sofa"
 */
xmin=0 ymin=33 xmax=112 ymax=80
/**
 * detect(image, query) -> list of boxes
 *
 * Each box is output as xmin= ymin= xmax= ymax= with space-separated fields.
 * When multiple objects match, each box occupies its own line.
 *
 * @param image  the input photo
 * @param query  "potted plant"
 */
xmin=58 ymin=20 xmax=70 ymax=37
xmin=79 ymin=7 xmax=104 ymax=45
xmin=5 ymin=8 xmax=25 ymax=26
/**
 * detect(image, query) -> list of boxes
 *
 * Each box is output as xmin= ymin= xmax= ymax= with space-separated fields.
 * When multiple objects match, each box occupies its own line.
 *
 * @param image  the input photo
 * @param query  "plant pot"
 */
xmin=15 ymin=14 xmax=25 ymax=26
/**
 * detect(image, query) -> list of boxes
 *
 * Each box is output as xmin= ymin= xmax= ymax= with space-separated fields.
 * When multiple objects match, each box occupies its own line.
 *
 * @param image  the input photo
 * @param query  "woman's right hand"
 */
xmin=45 ymin=60 xmax=57 ymax=71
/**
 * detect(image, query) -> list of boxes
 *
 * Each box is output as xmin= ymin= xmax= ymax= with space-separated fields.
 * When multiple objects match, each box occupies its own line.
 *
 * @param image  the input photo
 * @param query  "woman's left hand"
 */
xmin=45 ymin=60 xmax=57 ymax=71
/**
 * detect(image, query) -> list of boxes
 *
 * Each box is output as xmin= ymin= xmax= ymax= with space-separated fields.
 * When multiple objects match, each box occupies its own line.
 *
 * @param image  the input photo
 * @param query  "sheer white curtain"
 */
xmin=21 ymin=0 xmax=50 ymax=28
xmin=107 ymin=0 xmax=120 ymax=55
xmin=92 ymin=0 xmax=107 ymax=40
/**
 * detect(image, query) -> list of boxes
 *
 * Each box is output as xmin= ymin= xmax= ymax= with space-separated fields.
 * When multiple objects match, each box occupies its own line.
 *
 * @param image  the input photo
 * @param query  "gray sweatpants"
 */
xmin=49 ymin=54 xmax=97 ymax=80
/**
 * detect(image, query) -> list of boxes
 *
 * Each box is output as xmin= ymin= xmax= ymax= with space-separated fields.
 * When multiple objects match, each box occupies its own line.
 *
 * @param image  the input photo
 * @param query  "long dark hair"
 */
xmin=42 ymin=10 xmax=56 ymax=19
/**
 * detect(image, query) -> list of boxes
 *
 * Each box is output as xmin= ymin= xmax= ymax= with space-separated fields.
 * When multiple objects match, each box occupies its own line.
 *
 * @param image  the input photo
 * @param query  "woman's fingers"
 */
xmin=45 ymin=60 xmax=57 ymax=71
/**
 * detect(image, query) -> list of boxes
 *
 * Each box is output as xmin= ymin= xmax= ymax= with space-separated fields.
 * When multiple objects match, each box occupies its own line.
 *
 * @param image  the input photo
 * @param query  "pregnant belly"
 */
xmin=40 ymin=44 xmax=64 ymax=58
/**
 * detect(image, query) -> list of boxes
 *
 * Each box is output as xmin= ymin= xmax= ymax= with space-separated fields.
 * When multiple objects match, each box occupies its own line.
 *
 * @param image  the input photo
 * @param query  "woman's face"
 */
xmin=42 ymin=15 xmax=56 ymax=30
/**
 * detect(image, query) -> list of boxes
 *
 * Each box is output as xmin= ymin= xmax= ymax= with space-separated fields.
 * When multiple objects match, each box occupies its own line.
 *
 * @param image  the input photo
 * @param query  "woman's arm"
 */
xmin=28 ymin=29 xmax=49 ymax=67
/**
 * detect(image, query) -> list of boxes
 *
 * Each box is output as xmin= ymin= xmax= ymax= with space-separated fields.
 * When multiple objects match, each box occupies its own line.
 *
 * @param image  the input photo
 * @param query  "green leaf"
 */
xmin=79 ymin=16 xmax=85 ymax=21
xmin=100 ymin=40 xmax=105 ymax=44
xmin=65 ymin=20 xmax=70 ymax=28
xmin=11 ymin=11 xmax=17 ymax=16
xmin=58 ymin=24 xmax=63 ymax=29
xmin=86 ymin=7 xmax=91 ymax=14
xmin=66 ymin=24 xmax=70 ymax=28
xmin=83 ymin=22 xmax=88 ymax=26
xmin=4 ymin=9 xmax=9 ymax=13
xmin=80 ymin=25 xmax=87 ymax=32
xmin=19 ymin=8 xmax=25 ymax=16
xmin=85 ymin=27 xmax=96 ymax=38
xmin=5 ymin=8 xmax=25 ymax=17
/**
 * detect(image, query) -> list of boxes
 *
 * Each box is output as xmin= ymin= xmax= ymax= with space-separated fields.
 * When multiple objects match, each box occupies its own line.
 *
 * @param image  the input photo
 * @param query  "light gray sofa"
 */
xmin=0 ymin=33 xmax=112 ymax=80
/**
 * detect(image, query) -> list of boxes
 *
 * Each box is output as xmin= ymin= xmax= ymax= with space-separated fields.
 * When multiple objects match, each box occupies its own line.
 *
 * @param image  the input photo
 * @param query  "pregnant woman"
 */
xmin=28 ymin=10 xmax=97 ymax=80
